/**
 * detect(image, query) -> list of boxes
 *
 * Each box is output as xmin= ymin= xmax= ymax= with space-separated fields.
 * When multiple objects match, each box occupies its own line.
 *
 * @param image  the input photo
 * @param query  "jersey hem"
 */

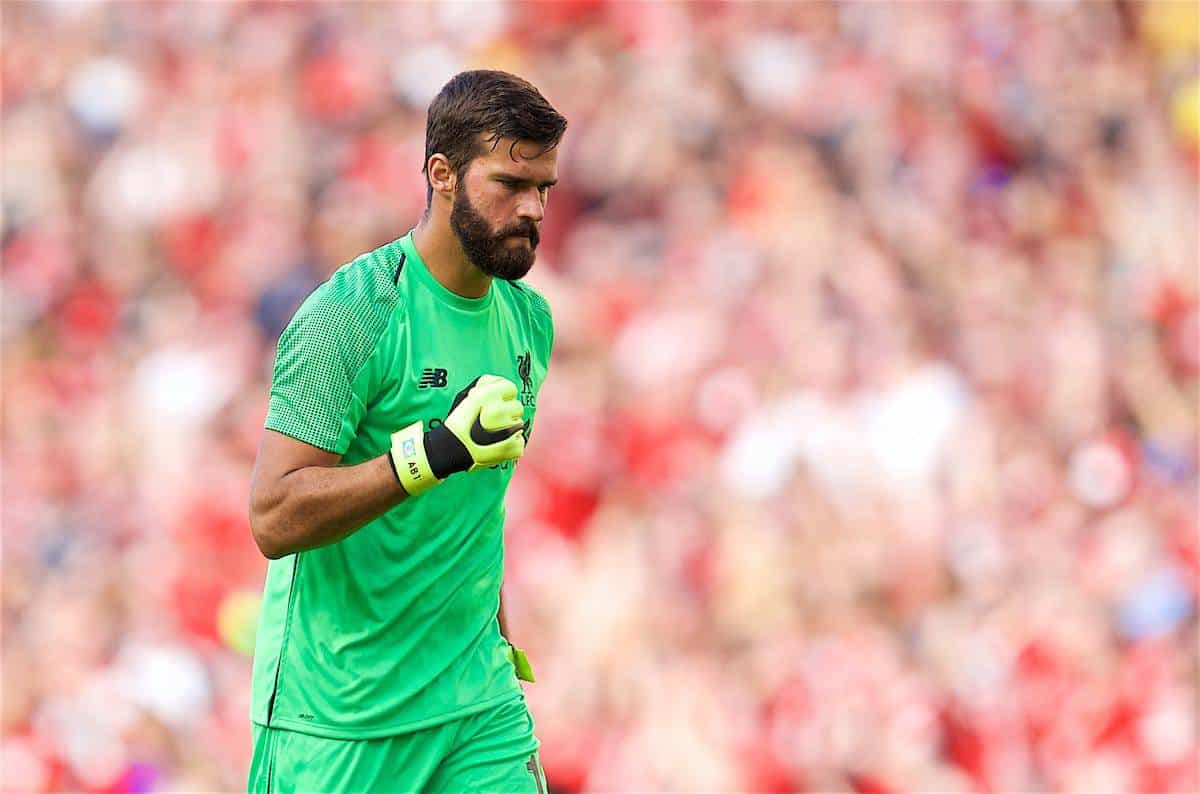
xmin=255 ymin=690 xmax=525 ymax=740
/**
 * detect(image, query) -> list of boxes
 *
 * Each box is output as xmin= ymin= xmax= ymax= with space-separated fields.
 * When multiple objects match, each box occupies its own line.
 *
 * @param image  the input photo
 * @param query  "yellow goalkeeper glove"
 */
xmin=389 ymin=375 xmax=525 ymax=497
xmin=506 ymin=642 xmax=536 ymax=683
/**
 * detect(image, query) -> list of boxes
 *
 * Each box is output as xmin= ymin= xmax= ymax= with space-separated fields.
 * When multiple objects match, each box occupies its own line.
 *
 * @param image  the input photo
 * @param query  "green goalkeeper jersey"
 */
xmin=249 ymin=230 xmax=553 ymax=739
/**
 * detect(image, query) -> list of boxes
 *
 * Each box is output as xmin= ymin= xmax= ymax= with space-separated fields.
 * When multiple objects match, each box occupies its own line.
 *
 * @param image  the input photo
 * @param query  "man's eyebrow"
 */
xmin=495 ymin=175 xmax=558 ymax=188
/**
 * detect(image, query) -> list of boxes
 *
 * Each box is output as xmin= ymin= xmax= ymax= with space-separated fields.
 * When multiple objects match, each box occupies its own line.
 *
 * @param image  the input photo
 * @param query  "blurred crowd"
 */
xmin=3 ymin=2 xmax=1198 ymax=792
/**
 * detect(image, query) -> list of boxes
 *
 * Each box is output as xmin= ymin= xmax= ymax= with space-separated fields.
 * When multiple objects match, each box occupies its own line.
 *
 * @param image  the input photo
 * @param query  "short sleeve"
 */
xmin=264 ymin=293 xmax=385 ymax=454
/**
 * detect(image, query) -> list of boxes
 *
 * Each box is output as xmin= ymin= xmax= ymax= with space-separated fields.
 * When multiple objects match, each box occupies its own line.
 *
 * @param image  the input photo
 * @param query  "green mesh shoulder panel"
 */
xmin=265 ymin=242 xmax=403 ymax=453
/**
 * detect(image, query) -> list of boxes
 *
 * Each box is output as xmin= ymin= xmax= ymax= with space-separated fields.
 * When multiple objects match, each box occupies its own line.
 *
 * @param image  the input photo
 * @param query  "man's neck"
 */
xmin=411 ymin=218 xmax=492 ymax=299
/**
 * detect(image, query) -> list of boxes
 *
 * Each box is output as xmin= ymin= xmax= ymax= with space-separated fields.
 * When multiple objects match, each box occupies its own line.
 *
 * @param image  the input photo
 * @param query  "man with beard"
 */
xmin=246 ymin=71 xmax=564 ymax=793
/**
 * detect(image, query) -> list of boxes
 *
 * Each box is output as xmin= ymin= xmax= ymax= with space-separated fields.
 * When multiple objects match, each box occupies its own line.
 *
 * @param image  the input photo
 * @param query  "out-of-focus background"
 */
xmin=3 ymin=2 xmax=1198 ymax=792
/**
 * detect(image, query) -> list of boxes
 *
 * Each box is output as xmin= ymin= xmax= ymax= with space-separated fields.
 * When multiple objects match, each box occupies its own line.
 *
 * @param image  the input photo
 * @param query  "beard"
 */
xmin=450 ymin=183 xmax=540 ymax=281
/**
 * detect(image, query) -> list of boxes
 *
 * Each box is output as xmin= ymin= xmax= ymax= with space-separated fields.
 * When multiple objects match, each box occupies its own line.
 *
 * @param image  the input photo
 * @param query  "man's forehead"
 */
xmin=477 ymin=134 xmax=559 ymax=176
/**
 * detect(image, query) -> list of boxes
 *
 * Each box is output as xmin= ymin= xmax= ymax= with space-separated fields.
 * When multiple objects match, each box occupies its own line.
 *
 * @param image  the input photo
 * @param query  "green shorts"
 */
xmin=247 ymin=696 xmax=546 ymax=794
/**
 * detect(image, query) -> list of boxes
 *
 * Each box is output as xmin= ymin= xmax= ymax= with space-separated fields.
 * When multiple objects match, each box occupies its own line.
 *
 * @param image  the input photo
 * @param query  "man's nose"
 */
xmin=517 ymin=190 xmax=544 ymax=223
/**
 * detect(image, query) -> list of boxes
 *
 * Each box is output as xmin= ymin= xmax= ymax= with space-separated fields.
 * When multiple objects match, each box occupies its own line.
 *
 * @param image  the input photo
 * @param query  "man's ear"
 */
xmin=427 ymin=154 xmax=456 ymax=200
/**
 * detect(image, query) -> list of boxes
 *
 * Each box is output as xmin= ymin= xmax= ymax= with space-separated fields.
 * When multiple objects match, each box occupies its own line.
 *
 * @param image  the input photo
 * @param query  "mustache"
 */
xmin=502 ymin=223 xmax=540 ymax=248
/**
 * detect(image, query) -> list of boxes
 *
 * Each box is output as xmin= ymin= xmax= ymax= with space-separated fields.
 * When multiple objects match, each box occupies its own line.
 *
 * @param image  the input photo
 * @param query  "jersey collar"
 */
xmin=398 ymin=230 xmax=496 ymax=314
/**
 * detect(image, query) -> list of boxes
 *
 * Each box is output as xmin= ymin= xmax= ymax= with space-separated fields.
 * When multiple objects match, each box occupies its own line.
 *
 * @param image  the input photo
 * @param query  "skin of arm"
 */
xmin=249 ymin=429 xmax=410 ymax=559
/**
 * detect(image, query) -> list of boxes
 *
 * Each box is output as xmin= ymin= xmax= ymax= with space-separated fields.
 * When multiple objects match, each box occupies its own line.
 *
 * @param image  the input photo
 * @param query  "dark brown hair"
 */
xmin=423 ymin=70 xmax=567 ymax=206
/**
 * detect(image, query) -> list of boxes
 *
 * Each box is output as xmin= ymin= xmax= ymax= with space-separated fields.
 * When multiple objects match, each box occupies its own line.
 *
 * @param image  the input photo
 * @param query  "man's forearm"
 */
xmin=499 ymin=594 xmax=535 ymax=682
xmin=498 ymin=592 xmax=508 ymax=640
xmin=251 ymin=455 xmax=409 ymax=559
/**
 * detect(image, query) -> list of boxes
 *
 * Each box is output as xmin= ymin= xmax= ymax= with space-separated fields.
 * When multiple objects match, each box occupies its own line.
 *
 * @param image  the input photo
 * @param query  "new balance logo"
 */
xmin=419 ymin=368 xmax=448 ymax=389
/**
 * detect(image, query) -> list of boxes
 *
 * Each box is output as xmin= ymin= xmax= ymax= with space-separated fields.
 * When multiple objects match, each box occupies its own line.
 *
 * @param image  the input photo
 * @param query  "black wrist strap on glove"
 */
xmin=422 ymin=377 xmax=484 ymax=479
xmin=424 ymin=424 xmax=472 ymax=480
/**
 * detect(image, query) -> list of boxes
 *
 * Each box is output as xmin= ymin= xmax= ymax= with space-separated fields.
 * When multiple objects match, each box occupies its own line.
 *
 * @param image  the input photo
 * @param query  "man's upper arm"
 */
xmin=254 ymin=429 xmax=342 ymax=483
xmin=249 ymin=429 xmax=341 ymax=520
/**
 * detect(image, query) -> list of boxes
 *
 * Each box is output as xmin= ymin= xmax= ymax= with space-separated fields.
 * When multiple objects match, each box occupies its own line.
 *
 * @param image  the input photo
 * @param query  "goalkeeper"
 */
xmin=246 ymin=70 xmax=564 ymax=793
